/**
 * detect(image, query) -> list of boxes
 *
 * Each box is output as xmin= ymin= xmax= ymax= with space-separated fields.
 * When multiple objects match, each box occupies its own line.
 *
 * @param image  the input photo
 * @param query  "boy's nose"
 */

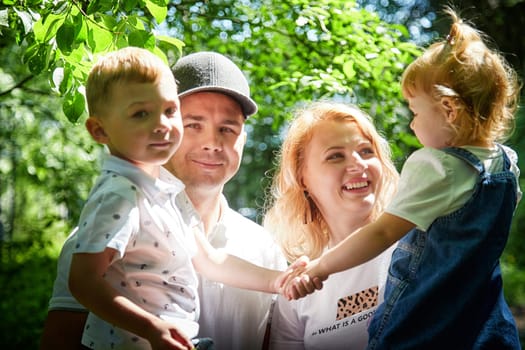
xmin=154 ymin=114 xmax=172 ymax=133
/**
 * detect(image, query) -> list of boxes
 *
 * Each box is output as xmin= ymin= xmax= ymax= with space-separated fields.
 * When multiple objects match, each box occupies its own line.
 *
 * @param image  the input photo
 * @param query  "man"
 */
xmin=166 ymin=51 xmax=287 ymax=350
xmin=39 ymin=51 xmax=286 ymax=350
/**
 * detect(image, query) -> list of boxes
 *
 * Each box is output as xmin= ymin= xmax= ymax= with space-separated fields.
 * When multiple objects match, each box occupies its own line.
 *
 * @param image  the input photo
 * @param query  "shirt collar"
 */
xmin=101 ymin=155 xmax=185 ymax=200
xmin=207 ymin=194 xmax=231 ymax=248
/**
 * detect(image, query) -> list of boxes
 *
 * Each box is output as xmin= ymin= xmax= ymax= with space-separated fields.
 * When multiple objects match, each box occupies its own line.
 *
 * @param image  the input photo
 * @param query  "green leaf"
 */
xmin=152 ymin=46 xmax=168 ymax=64
xmin=86 ymin=1 xmax=100 ymax=15
xmin=63 ymin=90 xmax=86 ymax=123
xmin=128 ymin=30 xmax=155 ymax=49
xmin=33 ymin=13 xmax=65 ymax=42
xmin=56 ymin=21 xmax=75 ymax=55
xmin=86 ymin=0 xmax=113 ymax=15
xmin=23 ymin=42 xmax=39 ymax=64
xmin=342 ymin=60 xmax=356 ymax=80
xmin=156 ymin=35 xmax=185 ymax=52
xmin=87 ymin=23 xmax=113 ymax=53
xmin=99 ymin=13 xmax=118 ymax=31
xmin=24 ymin=43 xmax=50 ymax=74
xmin=52 ymin=1 xmax=69 ymax=14
xmin=123 ymin=0 xmax=139 ymax=12
xmin=124 ymin=15 xmax=145 ymax=31
xmin=115 ymin=35 xmax=128 ymax=49
xmin=72 ymin=13 xmax=88 ymax=44
xmin=145 ymin=0 xmax=167 ymax=24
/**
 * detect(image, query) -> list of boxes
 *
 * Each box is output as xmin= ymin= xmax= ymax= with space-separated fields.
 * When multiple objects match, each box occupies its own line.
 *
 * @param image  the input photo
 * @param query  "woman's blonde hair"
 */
xmin=263 ymin=101 xmax=399 ymax=261
xmin=401 ymin=7 xmax=521 ymax=145
xmin=86 ymin=47 xmax=173 ymax=117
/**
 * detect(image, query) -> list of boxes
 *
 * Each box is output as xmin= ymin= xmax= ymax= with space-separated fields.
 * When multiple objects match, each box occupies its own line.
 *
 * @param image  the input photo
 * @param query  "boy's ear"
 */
xmin=440 ymin=96 xmax=458 ymax=123
xmin=85 ymin=117 xmax=108 ymax=144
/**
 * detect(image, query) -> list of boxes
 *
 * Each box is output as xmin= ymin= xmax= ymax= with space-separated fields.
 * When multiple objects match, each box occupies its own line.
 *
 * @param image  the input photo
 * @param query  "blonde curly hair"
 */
xmin=401 ymin=7 xmax=521 ymax=146
xmin=263 ymin=101 xmax=399 ymax=262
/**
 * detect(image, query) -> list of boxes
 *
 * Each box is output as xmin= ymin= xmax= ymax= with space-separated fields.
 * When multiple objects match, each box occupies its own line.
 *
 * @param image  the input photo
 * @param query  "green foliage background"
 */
xmin=0 ymin=0 xmax=524 ymax=347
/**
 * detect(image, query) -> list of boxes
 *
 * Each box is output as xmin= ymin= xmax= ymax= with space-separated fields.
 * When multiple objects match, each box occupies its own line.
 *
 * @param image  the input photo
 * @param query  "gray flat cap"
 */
xmin=173 ymin=51 xmax=258 ymax=117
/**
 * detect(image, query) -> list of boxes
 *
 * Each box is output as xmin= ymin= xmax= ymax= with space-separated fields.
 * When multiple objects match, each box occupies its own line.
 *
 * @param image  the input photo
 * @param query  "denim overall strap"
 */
xmin=442 ymin=146 xmax=485 ymax=174
xmin=367 ymin=146 xmax=520 ymax=350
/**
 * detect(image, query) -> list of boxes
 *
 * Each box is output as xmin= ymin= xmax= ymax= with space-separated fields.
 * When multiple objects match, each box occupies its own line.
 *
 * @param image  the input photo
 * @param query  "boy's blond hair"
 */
xmin=401 ymin=7 xmax=521 ymax=146
xmin=86 ymin=47 xmax=173 ymax=117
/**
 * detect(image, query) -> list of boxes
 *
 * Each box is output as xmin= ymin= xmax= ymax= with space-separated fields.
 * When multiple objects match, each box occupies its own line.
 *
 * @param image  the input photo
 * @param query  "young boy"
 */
xmin=68 ymin=47 xmax=314 ymax=350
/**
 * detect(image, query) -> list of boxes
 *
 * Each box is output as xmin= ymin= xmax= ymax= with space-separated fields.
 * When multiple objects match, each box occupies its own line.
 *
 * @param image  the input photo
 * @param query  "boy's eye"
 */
xmin=133 ymin=110 xmax=148 ymax=119
xmin=165 ymin=107 xmax=178 ymax=117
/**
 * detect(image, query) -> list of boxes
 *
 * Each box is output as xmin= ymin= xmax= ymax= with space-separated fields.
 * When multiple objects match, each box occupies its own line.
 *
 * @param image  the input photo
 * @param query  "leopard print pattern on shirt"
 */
xmin=336 ymin=286 xmax=379 ymax=320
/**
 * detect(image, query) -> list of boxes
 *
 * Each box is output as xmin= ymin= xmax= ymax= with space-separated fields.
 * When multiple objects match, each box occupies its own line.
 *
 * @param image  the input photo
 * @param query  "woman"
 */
xmin=264 ymin=101 xmax=399 ymax=349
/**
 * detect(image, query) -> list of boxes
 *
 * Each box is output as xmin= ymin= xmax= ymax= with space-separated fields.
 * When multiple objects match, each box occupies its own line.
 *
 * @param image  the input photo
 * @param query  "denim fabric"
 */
xmin=368 ymin=146 xmax=521 ymax=350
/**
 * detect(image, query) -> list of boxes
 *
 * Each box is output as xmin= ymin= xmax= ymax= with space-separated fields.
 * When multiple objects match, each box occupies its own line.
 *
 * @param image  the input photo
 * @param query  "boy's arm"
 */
xmin=312 ymin=213 xmax=414 ymax=281
xmin=191 ymin=228 xmax=320 ymax=295
xmin=69 ymin=249 xmax=194 ymax=349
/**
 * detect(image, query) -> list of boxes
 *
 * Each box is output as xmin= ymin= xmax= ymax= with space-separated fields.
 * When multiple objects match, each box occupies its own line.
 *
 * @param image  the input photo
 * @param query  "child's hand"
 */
xmin=146 ymin=318 xmax=195 ymax=350
xmin=273 ymin=255 xmax=308 ymax=293
xmin=280 ymin=257 xmax=324 ymax=300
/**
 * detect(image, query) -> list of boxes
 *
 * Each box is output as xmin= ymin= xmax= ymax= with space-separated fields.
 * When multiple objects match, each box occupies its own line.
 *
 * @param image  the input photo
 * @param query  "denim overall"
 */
xmin=368 ymin=147 xmax=521 ymax=350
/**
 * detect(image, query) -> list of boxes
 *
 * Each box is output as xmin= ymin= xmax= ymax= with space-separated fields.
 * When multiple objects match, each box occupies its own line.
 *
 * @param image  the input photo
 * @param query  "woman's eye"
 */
xmin=327 ymin=153 xmax=343 ymax=160
xmin=357 ymin=147 xmax=376 ymax=158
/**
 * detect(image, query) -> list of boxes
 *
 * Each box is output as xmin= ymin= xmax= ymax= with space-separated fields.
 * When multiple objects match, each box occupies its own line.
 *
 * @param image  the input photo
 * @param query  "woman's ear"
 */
xmin=85 ymin=117 xmax=109 ymax=144
xmin=440 ymin=96 xmax=458 ymax=123
xmin=299 ymin=175 xmax=307 ymax=190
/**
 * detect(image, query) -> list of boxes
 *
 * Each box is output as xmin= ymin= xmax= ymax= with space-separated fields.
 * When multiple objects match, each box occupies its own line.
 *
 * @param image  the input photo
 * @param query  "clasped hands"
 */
xmin=278 ymin=256 xmax=326 ymax=300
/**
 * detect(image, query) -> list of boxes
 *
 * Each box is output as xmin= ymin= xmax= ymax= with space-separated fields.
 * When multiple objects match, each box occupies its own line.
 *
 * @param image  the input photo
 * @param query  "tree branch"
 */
xmin=0 ymin=75 xmax=34 ymax=97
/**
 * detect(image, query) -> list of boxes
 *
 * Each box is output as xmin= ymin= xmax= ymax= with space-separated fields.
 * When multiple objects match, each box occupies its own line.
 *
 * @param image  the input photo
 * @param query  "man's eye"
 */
xmin=185 ymin=123 xmax=200 ymax=129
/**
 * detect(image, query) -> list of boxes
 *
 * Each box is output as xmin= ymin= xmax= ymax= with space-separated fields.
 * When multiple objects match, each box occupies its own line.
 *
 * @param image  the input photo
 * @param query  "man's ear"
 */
xmin=440 ymin=96 xmax=458 ymax=123
xmin=85 ymin=117 xmax=108 ymax=144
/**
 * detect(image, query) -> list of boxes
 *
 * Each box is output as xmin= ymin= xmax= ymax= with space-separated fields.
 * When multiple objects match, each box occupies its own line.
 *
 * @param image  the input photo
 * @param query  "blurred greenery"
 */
xmin=0 ymin=0 xmax=524 ymax=348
